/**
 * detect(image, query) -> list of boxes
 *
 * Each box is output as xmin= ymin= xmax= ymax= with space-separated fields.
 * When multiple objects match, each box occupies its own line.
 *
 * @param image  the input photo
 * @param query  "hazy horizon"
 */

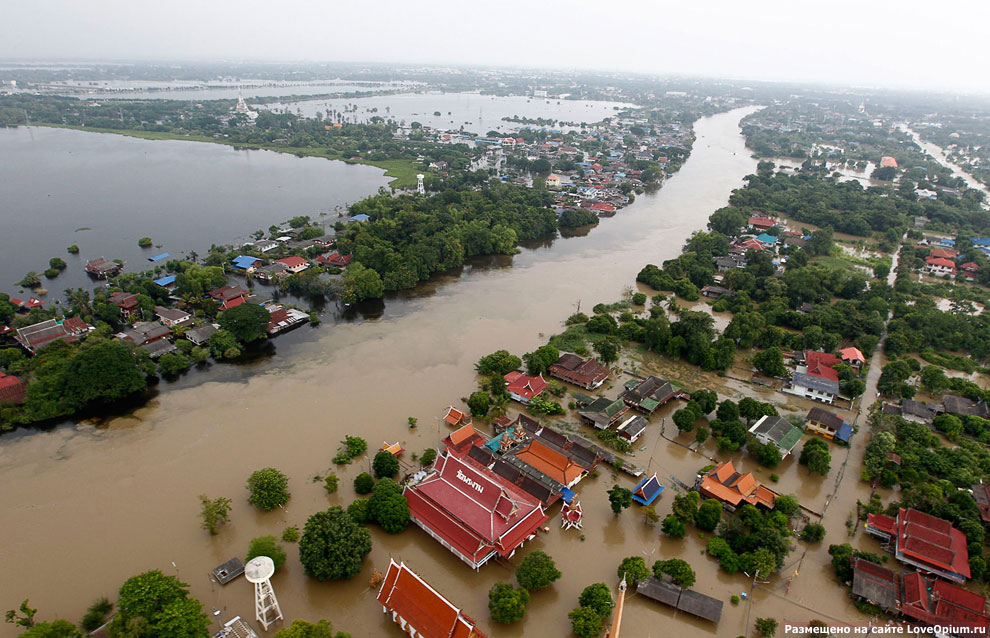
xmin=3 ymin=0 xmax=990 ymax=95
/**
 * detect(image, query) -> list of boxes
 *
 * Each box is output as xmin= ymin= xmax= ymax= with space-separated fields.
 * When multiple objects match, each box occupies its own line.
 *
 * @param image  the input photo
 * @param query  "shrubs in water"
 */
xmin=246 ymin=467 xmax=290 ymax=511
xmin=353 ymin=472 xmax=375 ymax=494
xmin=246 ymin=535 xmax=287 ymax=572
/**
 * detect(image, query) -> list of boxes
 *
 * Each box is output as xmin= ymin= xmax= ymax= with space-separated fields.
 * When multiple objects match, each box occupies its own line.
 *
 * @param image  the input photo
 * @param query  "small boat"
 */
xmin=379 ymin=441 xmax=404 ymax=456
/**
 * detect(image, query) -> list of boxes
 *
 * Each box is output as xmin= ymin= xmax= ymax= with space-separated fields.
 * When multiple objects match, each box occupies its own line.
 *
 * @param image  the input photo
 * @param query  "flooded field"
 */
xmin=264 ymin=91 xmax=638 ymax=135
xmin=0 ymin=106 xmax=889 ymax=637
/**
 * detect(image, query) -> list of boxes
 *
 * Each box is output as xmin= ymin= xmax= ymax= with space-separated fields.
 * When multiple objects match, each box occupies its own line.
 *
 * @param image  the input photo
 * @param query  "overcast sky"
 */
xmin=4 ymin=0 xmax=989 ymax=93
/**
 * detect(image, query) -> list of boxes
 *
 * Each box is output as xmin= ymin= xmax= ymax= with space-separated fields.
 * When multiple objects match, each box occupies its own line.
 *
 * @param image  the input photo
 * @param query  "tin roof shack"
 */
xmin=748 ymin=415 xmax=803 ymax=457
xmin=698 ymin=461 xmax=778 ymax=511
xmin=84 ymin=257 xmax=123 ymax=278
xmin=376 ymin=559 xmax=488 ymax=638
xmin=547 ymin=353 xmax=610 ymax=390
xmin=403 ymin=452 xmax=548 ymax=569
xmin=636 ymin=577 xmax=723 ymax=623
xmin=850 ymin=557 xmax=899 ymax=611
xmin=866 ymin=508 xmax=971 ymax=583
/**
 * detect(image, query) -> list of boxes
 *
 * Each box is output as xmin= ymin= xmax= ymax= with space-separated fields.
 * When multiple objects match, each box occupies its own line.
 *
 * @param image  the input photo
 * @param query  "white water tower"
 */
xmin=416 ymin=174 xmax=425 ymax=195
xmin=244 ymin=556 xmax=282 ymax=631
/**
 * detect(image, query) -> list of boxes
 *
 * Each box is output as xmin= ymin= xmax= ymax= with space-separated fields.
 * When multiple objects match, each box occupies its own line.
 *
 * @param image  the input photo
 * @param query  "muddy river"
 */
xmin=0 ymin=106 xmax=882 ymax=637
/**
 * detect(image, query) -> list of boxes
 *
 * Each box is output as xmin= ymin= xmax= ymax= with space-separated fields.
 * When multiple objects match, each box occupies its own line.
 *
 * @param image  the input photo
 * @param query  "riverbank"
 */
xmin=0 ymin=107 xmax=777 ymax=638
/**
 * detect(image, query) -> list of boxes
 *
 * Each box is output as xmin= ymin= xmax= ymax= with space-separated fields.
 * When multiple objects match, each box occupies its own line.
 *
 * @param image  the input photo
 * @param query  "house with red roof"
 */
xmin=207 ymin=285 xmax=249 ymax=311
xmin=880 ymin=156 xmax=898 ymax=168
xmin=739 ymin=238 xmax=766 ymax=252
xmin=961 ymin=262 xmax=980 ymax=281
xmin=926 ymin=257 xmax=957 ymax=277
xmin=316 ymin=252 xmax=352 ymax=267
xmin=109 ymin=292 xmax=141 ymax=319
xmin=503 ymin=371 xmax=548 ymax=404
xmin=0 ymin=372 xmax=27 ymax=404
xmin=748 ymin=215 xmax=777 ymax=230
xmin=865 ymin=508 xmax=971 ymax=583
xmin=547 ymin=353 xmax=610 ymax=390
xmin=403 ymin=451 xmax=548 ymax=569
xmin=61 ymin=317 xmax=94 ymax=337
xmin=376 ymin=559 xmax=488 ymax=638
xmin=804 ymin=351 xmax=841 ymax=382
xmin=444 ymin=423 xmax=488 ymax=455
xmin=275 ymin=256 xmax=309 ymax=273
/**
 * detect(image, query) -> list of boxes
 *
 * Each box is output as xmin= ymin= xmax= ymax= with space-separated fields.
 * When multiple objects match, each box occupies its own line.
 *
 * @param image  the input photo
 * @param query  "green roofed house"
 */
xmin=748 ymin=415 xmax=803 ymax=457
xmin=578 ymin=397 xmax=629 ymax=430
xmin=621 ymin=376 xmax=679 ymax=414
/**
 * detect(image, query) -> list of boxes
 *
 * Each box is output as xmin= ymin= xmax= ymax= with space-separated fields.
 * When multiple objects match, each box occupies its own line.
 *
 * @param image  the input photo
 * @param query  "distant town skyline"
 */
xmin=3 ymin=0 xmax=989 ymax=95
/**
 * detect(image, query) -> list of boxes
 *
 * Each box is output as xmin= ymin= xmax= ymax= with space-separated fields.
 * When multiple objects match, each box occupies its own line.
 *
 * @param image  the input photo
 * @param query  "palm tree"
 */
xmin=489 ymin=394 xmax=510 ymax=420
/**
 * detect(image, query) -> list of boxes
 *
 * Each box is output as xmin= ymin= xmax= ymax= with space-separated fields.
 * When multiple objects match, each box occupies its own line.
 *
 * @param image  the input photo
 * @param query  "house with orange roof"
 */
xmin=443 ymin=406 xmax=471 ymax=427
xmin=512 ymin=439 xmax=585 ymax=488
xmin=839 ymin=346 xmax=865 ymax=368
xmin=880 ymin=156 xmax=898 ymax=168
xmin=444 ymin=423 xmax=488 ymax=455
xmin=376 ymin=559 xmax=488 ymax=638
xmin=698 ymin=461 xmax=778 ymax=511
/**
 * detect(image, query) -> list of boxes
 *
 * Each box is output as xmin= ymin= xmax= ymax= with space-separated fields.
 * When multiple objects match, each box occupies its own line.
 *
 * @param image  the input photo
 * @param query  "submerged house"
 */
xmin=805 ymin=407 xmax=851 ymax=443
xmin=865 ymin=508 xmax=970 ymax=583
xmin=578 ymin=396 xmax=628 ymax=430
xmin=748 ymin=415 xmax=803 ymax=457
xmin=621 ymin=376 xmax=680 ymax=414
xmin=698 ymin=461 xmax=778 ymax=511
xmin=547 ymin=353 xmax=610 ymax=390
xmin=376 ymin=559 xmax=488 ymax=638
xmin=403 ymin=452 xmax=548 ymax=569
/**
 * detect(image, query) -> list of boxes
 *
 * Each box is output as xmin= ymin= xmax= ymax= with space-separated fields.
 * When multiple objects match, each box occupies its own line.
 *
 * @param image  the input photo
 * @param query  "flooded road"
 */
xmin=0 ymin=105 xmax=877 ymax=638
xmin=898 ymin=123 xmax=990 ymax=204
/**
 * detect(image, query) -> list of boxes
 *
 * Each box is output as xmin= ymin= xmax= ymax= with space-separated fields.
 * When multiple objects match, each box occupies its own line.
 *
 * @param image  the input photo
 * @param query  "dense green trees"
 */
xmin=616 ymin=556 xmax=650 ymax=587
xmin=372 ymin=450 xmax=399 ymax=479
xmin=365 ymin=478 xmax=410 ymax=534
xmin=515 ymin=550 xmax=562 ymax=591
xmin=299 ymin=507 xmax=372 ymax=581
xmin=246 ymin=468 xmax=291 ymax=511
xmin=695 ymin=499 xmax=723 ymax=531
xmin=488 ymin=582 xmax=529 ymax=624
xmin=475 ymin=350 xmax=521 ymax=376
xmin=20 ymin=620 xmax=82 ymax=638
xmin=109 ymin=570 xmax=209 ymax=638
xmin=607 ymin=485 xmax=632 ymax=515
xmin=799 ymin=439 xmax=832 ymax=475
xmin=218 ymin=303 xmax=271 ymax=343
xmin=332 ymin=184 xmax=555 ymax=297
xmin=353 ymin=472 xmax=375 ymax=495
xmin=524 ymin=345 xmax=559 ymax=376
xmin=653 ymin=558 xmax=696 ymax=588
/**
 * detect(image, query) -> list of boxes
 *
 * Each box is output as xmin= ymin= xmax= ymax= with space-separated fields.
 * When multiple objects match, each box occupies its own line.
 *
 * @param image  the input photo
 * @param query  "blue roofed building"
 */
xmin=349 ymin=214 xmax=370 ymax=222
xmin=232 ymin=255 xmax=262 ymax=272
xmin=755 ymin=233 xmax=778 ymax=246
xmin=153 ymin=275 xmax=176 ymax=288
xmin=631 ymin=473 xmax=664 ymax=506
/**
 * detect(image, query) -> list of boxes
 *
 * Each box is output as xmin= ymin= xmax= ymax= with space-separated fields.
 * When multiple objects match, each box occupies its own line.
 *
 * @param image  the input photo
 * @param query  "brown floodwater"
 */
xmin=0 ymin=106 xmax=883 ymax=637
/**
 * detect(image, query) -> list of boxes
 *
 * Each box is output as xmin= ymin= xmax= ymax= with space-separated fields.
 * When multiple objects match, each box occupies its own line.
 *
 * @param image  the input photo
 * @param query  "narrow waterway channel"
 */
xmin=0 ymin=106 xmax=801 ymax=638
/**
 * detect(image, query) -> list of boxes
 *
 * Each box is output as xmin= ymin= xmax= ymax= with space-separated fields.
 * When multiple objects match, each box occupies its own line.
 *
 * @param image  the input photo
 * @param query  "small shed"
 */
xmin=211 ymin=557 xmax=244 ymax=585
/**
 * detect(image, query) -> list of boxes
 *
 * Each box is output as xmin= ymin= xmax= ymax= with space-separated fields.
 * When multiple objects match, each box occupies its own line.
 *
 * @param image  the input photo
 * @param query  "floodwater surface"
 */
xmin=0 ymin=106 xmax=881 ymax=637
